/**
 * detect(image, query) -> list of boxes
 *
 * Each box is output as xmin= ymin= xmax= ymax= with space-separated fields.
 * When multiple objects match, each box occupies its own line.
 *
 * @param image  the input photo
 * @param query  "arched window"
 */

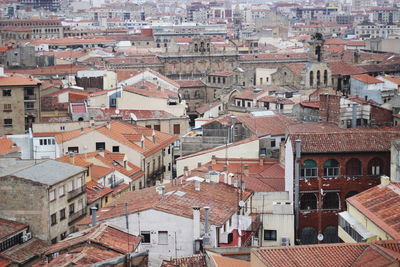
xmin=316 ymin=45 xmax=321 ymax=62
xmin=317 ymin=70 xmax=321 ymax=86
xmin=322 ymin=226 xmax=338 ymax=243
xmin=301 ymin=160 xmax=317 ymax=178
xmin=368 ymin=157 xmax=384 ymax=176
xmin=346 ymin=158 xmax=362 ymax=176
xmin=323 ymin=159 xmax=339 ymax=177
xmin=309 ymin=71 xmax=314 ymax=87
xmin=301 ymin=227 xmax=317 ymax=245
xmin=324 ymin=69 xmax=328 ymax=85
xmin=300 ymin=193 xmax=317 ymax=210
xmin=323 ymin=192 xmax=340 ymax=210
xmin=194 ymin=43 xmax=198 ymax=52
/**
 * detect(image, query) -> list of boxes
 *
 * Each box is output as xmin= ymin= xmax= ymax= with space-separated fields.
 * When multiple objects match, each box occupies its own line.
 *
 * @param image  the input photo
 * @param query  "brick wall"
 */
xmin=319 ymin=94 xmax=340 ymax=124
xmin=371 ymin=105 xmax=393 ymax=125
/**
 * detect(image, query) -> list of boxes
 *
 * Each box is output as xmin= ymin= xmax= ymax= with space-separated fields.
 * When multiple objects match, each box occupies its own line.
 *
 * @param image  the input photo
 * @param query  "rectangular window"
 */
xmin=68 ymin=147 xmax=79 ymax=153
xmin=67 ymin=180 xmax=74 ymax=192
xmin=112 ymin=146 xmax=120 ymax=153
xmin=49 ymin=190 xmax=56 ymax=201
xmin=3 ymin=104 xmax=11 ymax=112
xmin=154 ymin=125 xmax=160 ymax=131
xmin=51 ymin=237 xmax=57 ymax=244
xmin=158 ymin=231 xmax=168 ymax=245
xmin=2 ymin=89 xmax=11 ymax=96
xmin=60 ymin=209 xmax=66 ymax=220
xmin=59 ymin=185 xmax=65 ymax=197
xmin=60 ymin=232 xmax=67 ymax=240
xmin=4 ymin=119 xmax=12 ymax=127
xmin=25 ymin=102 xmax=34 ymax=110
xmin=76 ymin=177 xmax=83 ymax=188
xmin=51 ymin=213 xmax=57 ymax=226
xmin=69 ymin=203 xmax=75 ymax=215
xmin=264 ymin=230 xmax=277 ymax=241
xmin=95 ymin=142 xmax=105 ymax=151
xmin=173 ymin=124 xmax=180 ymax=135
xmin=40 ymin=139 xmax=43 ymax=146
xmin=271 ymin=140 xmax=276 ymax=147
xmin=145 ymin=125 xmax=151 ymax=129
xmin=141 ymin=231 xmax=151 ymax=243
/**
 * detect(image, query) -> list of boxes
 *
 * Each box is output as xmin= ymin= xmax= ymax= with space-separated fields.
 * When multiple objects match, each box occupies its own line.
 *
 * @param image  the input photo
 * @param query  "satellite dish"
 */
xmin=238 ymin=200 xmax=245 ymax=208
xmin=130 ymin=113 xmax=137 ymax=121
xmin=115 ymin=109 xmax=120 ymax=115
xmin=317 ymin=234 xmax=324 ymax=241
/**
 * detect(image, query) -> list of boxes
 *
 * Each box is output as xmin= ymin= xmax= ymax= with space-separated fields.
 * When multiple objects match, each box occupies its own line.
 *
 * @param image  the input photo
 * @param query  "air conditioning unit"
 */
xmin=21 ymin=232 xmax=32 ymax=242
xmin=281 ymin=236 xmax=290 ymax=246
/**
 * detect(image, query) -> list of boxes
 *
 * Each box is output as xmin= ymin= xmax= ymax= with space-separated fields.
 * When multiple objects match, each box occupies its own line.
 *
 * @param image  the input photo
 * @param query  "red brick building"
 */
xmin=285 ymin=124 xmax=400 ymax=244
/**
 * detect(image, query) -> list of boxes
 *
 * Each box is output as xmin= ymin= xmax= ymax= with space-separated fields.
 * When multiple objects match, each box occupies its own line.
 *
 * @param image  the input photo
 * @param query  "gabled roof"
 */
xmin=78 ymin=181 xmax=252 ymax=227
xmin=175 ymin=79 xmax=206 ymax=87
xmin=352 ymin=74 xmax=384 ymax=84
xmin=44 ymin=223 xmax=141 ymax=256
xmin=0 ymin=73 xmax=41 ymax=86
xmin=123 ymin=81 xmax=178 ymax=100
xmin=0 ymin=238 xmax=50 ymax=265
xmin=86 ymin=181 xmax=113 ymax=204
xmin=328 ymin=61 xmax=366 ymax=76
xmin=252 ymin=240 xmax=400 ymax=267
xmin=347 ymin=182 xmax=400 ymax=239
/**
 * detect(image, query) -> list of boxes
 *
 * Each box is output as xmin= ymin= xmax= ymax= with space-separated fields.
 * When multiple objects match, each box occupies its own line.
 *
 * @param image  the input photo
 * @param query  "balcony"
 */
xmin=24 ymin=94 xmax=36 ymax=101
xmin=67 ymin=186 xmax=86 ymax=201
xmin=68 ymin=209 xmax=87 ymax=225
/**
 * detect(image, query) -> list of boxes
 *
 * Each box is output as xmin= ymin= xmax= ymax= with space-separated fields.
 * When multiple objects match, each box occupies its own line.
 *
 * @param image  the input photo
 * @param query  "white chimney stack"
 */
xmin=192 ymin=206 xmax=201 ymax=240
xmin=0 ymin=66 xmax=4 ymax=77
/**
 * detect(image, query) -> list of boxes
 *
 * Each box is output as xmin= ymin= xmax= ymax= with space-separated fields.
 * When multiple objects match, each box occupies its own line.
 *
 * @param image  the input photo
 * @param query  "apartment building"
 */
xmin=0 ymin=160 xmax=87 ymax=243
xmin=0 ymin=68 xmax=41 ymax=135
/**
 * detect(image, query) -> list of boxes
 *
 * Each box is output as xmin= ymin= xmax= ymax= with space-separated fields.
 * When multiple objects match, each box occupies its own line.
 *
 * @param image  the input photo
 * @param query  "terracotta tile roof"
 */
xmin=235 ymin=88 xmax=268 ymax=100
xmin=239 ymin=52 xmax=308 ymax=61
xmin=86 ymin=181 xmax=113 ymax=204
xmin=91 ymin=165 xmax=113 ymax=180
xmin=211 ymin=255 xmax=250 ymax=267
xmin=328 ymin=61 xmax=366 ymax=76
xmin=352 ymin=74 xmax=384 ymax=84
xmin=289 ymin=127 xmax=400 ymax=153
xmin=258 ymin=95 xmax=295 ymax=105
xmin=381 ymin=75 xmax=400 ymax=86
xmin=175 ymin=79 xmax=206 ymax=87
xmin=88 ymin=107 xmax=177 ymax=121
xmin=32 ymin=37 xmax=115 ymax=46
xmin=300 ymin=101 xmax=320 ymax=109
xmin=236 ymin=112 xmax=297 ymax=137
xmin=35 ymin=246 xmax=122 ymax=267
xmin=0 ymin=218 xmax=28 ymax=240
xmin=0 ymin=258 xmax=11 ymax=267
xmin=193 ymin=158 xmax=285 ymax=192
xmin=347 ymin=182 xmax=400 ymax=239
xmin=196 ymin=102 xmax=221 ymax=114
xmin=0 ymin=238 xmax=49 ymax=264
xmin=44 ymin=224 xmax=140 ymax=256
xmin=79 ymin=181 xmax=252 ymax=227
xmin=6 ymin=65 xmax=86 ymax=76
xmin=115 ymin=69 xmax=140 ymax=82
xmin=123 ymin=81 xmax=178 ymax=100
xmin=325 ymin=38 xmax=347 ymax=45
xmin=285 ymin=63 xmax=306 ymax=77
xmin=0 ymin=73 xmax=41 ymax=87
xmin=252 ymin=241 xmax=400 ymax=267
xmin=161 ymin=255 xmax=206 ymax=267
xmin=0 ymin=136 xmax=19 ymax=156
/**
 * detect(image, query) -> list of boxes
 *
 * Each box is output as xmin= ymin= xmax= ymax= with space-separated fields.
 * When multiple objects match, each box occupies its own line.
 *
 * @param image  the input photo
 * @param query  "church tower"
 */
xmin=308 ymin=32 xmax=325 ymax=62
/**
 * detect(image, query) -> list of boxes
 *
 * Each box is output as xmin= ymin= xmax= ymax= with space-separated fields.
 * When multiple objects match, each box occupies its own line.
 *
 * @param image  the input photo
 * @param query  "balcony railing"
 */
xmin=68 ymin=209 xmax=87 ymax=225
xmin=67 ymin=186 xmax=86 ymax=201
xmin=24 ymin=94 xmax=37 ymax=101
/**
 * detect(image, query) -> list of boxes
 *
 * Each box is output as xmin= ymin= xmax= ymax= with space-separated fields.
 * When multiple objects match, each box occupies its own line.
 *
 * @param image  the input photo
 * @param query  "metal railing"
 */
xmin=68 ymin=209 xmax=87 ymax=225
xmin=67 ymin=186 xmax=86 ymax=201
xmin=24 ymin=94 xmax=37 ymax=101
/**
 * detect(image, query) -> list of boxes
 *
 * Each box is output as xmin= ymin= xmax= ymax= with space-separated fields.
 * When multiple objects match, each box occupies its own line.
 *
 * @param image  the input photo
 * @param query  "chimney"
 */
xmin=184 ymin=166 xmax=189 ymax=177
xmin=197 ymin=162 xmax=202 ymax=168
xmin=69 ymin=152 xmax=75 ymax=165
xmin=141 ymin=135 xmax=145 ymax=148
xmin=380 ymin=175 xmax=390 ymax=186
xmin=0 ymin=66 xmax=4 ymax=77
xmin=160 ymin=185 xmax=165 ymax=199
xmin=152 ymin=130 xmax=156 ymax=143
xmin=203 ymin=206 xmax=210 ymax=245
xmin=91 ymin=206 xmax=97 ymax=226
xmin=192 ymin=206 xmax=201 ymax=240
xmin=243 ymin=165 xmax=249 ymax=176
xmin=106 ymin=121 xmax=111 ymax=130
xmin=195 ymin=180 xmax=201 ymax=191
xmin=352 ymin=103 xmax=357 ymax=128
xmin=211 ymin=155 xmax=217 ymax=165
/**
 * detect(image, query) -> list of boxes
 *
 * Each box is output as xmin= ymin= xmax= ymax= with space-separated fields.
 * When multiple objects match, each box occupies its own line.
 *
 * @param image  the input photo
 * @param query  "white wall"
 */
xmin=261 ymin=213 xmax=295 ymax=246
xmin=284 ymin=137 xmax=294 ymax=201
xmin=33 ymin=137 xmax=57 ymax=159
xmin=118 ymin=70 xmax=179 ymax=92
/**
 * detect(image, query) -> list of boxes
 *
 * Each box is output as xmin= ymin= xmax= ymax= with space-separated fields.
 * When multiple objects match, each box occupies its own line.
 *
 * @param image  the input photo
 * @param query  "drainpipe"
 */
xmin=294 ymin=140 xmax=301 ymax=244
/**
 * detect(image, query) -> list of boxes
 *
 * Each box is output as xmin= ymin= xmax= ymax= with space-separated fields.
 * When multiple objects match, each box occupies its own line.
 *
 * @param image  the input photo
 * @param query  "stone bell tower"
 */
xmin=308 ymin=32 xmax=325 ymax=62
